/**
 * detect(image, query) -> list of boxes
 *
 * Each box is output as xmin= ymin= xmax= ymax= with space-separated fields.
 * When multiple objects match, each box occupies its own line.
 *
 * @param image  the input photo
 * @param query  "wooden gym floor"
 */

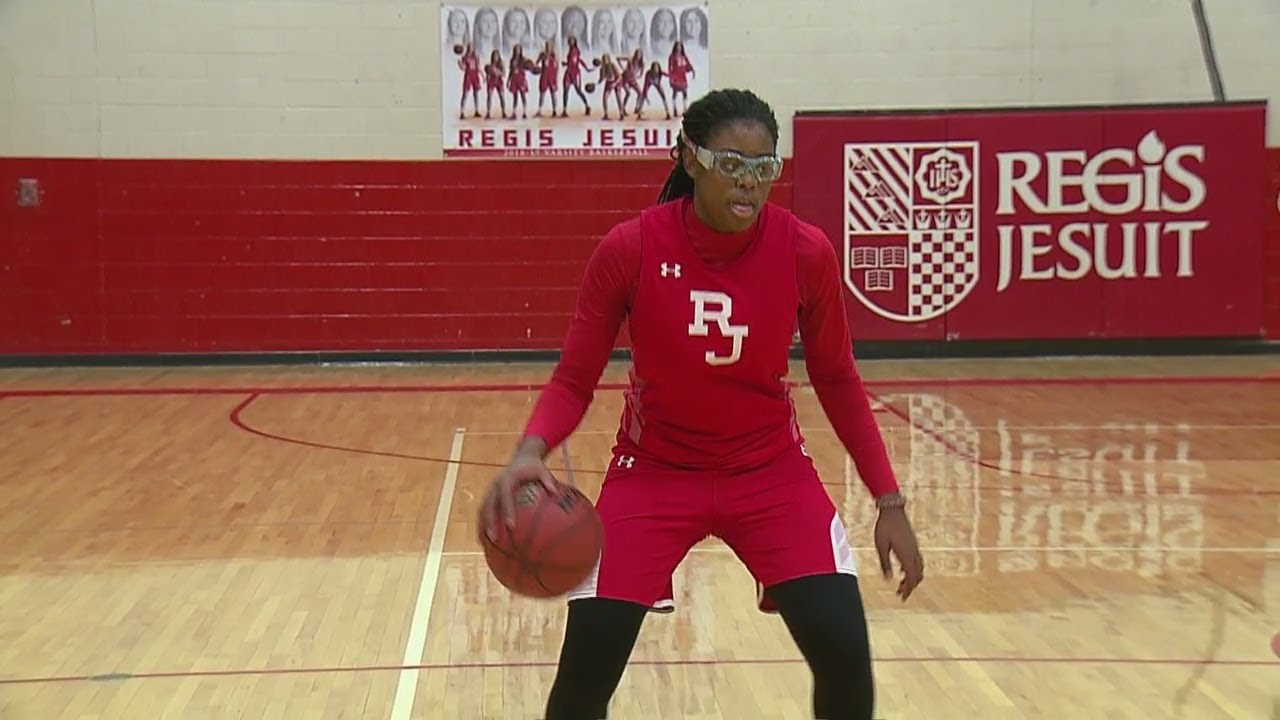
xmin=0 ymin=355 xmax=1277 ymax=719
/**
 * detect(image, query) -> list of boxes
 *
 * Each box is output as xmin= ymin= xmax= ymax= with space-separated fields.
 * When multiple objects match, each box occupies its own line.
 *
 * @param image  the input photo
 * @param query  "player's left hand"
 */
xmin=874 ymin=506 xmax=924 ymax=601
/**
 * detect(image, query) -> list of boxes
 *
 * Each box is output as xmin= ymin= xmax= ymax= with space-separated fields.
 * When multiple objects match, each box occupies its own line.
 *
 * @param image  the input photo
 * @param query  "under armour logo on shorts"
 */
xmin=616 ymin=455 xmax=636 ymax=468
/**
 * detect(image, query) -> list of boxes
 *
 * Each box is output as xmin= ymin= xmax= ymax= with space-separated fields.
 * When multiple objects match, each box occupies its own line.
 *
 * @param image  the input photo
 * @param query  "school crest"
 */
xmin=843 ymin=142 xmax=980 ymax=322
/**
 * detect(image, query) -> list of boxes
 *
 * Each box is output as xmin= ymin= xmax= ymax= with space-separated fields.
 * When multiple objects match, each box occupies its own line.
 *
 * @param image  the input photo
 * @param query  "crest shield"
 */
xmin=843 ymin=142 xmax=980 ymax=322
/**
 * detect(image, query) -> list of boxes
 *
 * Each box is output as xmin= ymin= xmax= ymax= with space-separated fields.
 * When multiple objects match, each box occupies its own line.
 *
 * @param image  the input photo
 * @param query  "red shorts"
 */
xmin=566 ymin=443 xmax=858 ymax=613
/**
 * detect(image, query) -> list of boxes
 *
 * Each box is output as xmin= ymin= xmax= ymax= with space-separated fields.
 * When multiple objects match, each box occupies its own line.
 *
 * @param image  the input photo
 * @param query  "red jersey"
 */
xmin=524 ymin=198 xmax=899 ymax=497
xmin=461 ymin=54 xmax=480 ymax=77
xmin=667 ymin=55 xmax=691 ymax=88
xmin=538 ymin=51 xmax=559 ymax=82
xmin=565 ymin=46 xmax=584 ymax=82
xmin=617 ymin=198 xmax=803 ymax=470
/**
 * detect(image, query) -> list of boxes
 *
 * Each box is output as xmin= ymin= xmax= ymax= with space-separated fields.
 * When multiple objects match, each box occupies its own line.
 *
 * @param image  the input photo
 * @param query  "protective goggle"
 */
xmin=683 ymin=134 xmax=784 ymax=183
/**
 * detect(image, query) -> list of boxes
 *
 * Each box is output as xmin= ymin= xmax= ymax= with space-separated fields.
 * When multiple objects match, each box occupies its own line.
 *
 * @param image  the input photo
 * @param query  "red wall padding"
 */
xmin=1266 ymin=148 xmax=1280 ymax=337
xmin=0 ymin=158 xmax=792 ymax=354
xmin=1 ymin=150 xmax=1272 ymax=355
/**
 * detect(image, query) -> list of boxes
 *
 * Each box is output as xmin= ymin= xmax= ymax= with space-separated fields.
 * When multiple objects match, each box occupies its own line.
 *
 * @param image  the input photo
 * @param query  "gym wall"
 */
xmin=0 ymin=0 xmax=1276 ymax=354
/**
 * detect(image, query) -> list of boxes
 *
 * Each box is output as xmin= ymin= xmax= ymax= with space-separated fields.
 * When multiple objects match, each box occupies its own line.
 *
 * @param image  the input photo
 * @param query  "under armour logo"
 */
xmin=616 ymin=455 xmax=635 ymax=469
xmin=687 ymin=289 xmax=749 ymax=366
xmin=660 ymin=262 xmax=681 ymax=278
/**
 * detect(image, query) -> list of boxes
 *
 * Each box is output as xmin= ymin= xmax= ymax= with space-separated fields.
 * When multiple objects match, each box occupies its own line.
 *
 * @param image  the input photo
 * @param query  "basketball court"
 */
xmin=1 ymin=355 xmax=1277 ymax=718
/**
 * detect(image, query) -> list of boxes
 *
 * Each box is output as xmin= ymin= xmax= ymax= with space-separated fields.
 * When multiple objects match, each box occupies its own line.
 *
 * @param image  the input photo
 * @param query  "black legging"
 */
xmin=544 ymin=573 xmax=874 ymax=719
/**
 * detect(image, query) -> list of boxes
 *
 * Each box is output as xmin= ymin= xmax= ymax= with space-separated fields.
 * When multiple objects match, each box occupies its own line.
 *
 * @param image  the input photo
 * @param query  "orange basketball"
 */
xmin=453 ymin=44 xmax=464 ymax=55
xmin=584 ymin=82 xmax=597 ymax=93
xmin=480 ymin=480 xmax=602 ymax=598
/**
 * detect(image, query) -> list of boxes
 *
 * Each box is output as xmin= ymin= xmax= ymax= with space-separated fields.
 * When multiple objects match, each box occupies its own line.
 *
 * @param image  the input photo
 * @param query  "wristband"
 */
xmin=875 ymin=491 xmax=906 ymax=510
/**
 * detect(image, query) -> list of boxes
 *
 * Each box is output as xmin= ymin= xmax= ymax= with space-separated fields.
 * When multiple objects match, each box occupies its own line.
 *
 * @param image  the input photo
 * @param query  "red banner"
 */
xmin=792 ymin=102 xmax=1269 ymax=341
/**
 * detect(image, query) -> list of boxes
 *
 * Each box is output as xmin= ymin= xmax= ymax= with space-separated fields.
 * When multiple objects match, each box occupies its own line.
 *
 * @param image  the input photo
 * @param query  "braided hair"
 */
xmin=656 ymin=89 xmax=780 ymax=204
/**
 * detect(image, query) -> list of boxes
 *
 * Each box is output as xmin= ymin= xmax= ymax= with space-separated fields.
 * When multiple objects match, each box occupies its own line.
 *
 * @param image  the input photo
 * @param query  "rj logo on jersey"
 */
xmin=843 ymin=142 xmax=981 ymax=323
xmin=687 ymin=290 xmax=749 ymax=366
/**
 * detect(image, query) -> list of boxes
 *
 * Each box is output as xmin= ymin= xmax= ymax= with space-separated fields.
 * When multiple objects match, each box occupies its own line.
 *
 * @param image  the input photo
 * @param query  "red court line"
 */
xmin=1 ymin=373 xmax=1277 ymax=399
xmin=1 ymin=654 xmax=1273 ymax=686
xmin=0 ymin=381 xmax=574 ymax=399
xmin=230 ymin=392 xmax=1280 ymax=496
xmin=865 ymin=374 xmax=1279 ymax=388
xmin=228 ymin=393 xmax=509 ymax=469
xmin=230 ymin=392 xmax=835 ymax=483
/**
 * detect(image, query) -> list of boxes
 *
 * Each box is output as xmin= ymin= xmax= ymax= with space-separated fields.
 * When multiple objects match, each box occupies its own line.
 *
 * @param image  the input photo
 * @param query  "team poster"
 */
xmin=441 ymin=3 xmax=710 ymax=157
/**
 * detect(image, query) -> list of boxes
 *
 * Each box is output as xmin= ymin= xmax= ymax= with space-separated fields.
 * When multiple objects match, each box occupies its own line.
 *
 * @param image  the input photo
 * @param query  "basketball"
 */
xmin=584 ymin=82 xmax=597 ymax=93
xmin=481 ymin=480 xmax=602 ymax=598
xmin=452 ymin=44 xmax=464 ymax=55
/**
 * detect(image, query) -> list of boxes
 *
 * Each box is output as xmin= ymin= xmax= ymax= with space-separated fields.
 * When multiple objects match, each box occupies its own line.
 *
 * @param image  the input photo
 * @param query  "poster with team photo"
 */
xmin=441 ymin=3 xmax=710 ymax=157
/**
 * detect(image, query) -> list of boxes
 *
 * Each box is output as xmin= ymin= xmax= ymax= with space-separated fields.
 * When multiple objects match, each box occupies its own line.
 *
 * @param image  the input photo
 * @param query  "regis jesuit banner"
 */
xmin=441 ymin=3 xmax=710 ymax=158
xmin=792 ymin=102 xmax=1268 ymax=341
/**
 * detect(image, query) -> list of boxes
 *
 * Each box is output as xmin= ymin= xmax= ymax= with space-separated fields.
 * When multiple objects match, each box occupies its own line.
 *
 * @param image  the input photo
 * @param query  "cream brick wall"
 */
xmin=1201 ymin=0 xmax=1280 ymax=140
xmin=0 ymin=0 xmax=1272 ymax=160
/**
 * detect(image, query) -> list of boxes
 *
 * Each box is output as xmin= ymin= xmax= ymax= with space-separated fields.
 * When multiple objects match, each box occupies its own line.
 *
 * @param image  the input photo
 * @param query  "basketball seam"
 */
xmin=527 ymin=487 xmax=597 ymax=559
xmin=480 ymin=532 xmax=520 ymax=560
xmin=500 ymin=479 xmax=555 ymax=596
xmin=526 ymin=487 xmax=602 ymax=586
xmin=533 ymin=512 xmax=603 ymax=587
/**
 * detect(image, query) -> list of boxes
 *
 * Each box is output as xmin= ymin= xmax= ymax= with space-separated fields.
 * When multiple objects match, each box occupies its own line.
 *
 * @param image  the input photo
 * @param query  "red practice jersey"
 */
xmin=525 ymin=197 xmax=899 ymax=497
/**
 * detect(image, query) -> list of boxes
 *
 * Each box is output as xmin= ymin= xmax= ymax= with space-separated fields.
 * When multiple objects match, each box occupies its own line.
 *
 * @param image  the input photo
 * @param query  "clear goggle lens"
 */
xmin=686 ymin=139 xmax=783 ymax=182
xmin=708 ymin=150 xmax=783 ymax=182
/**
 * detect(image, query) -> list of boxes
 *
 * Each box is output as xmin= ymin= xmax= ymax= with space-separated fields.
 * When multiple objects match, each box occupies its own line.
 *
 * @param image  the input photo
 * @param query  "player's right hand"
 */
xmin=478 ymin=441 xmax=559 ymax=542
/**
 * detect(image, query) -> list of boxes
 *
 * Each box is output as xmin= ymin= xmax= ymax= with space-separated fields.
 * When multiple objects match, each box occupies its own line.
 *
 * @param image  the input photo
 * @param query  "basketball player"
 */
xmin=534 ymin=39 xmax=560 ymax=118
xmin=479 ymin=89 xmax=924 ymax=720
xmin=457 ymin=45 xmax=482 ymax=119
xmin=666 ymin=41 xmax=693 ymax=116
xmin=506 ymin=44 xmax=530 ymax=120
xmin=559 ymin=36 xmax=591 ymax=118
xmin=595 ymin=54 xmax=624 ymax=120
xmin=635 ymin=61 xmax=670 ymax=121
